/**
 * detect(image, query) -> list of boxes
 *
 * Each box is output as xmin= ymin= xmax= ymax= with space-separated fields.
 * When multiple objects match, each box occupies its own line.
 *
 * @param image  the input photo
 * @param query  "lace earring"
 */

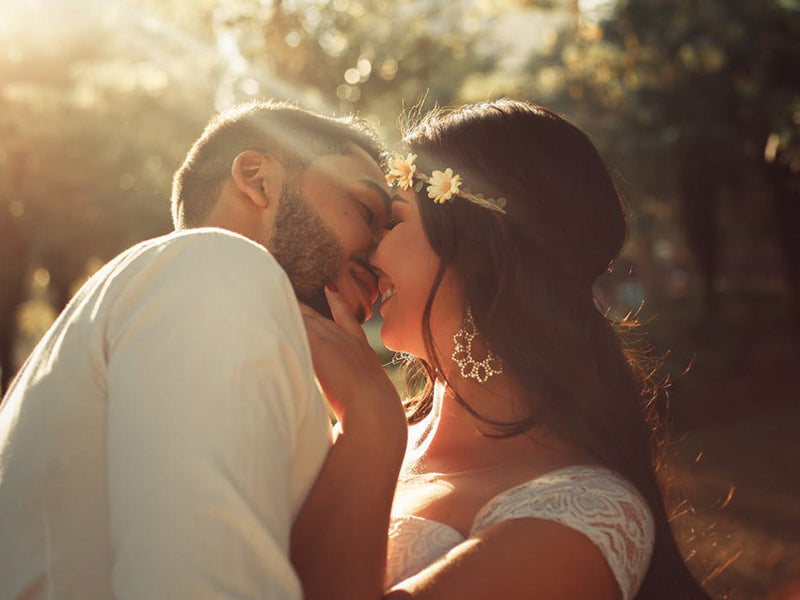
xmin=451 ymin=307 xmax=503 ymax=383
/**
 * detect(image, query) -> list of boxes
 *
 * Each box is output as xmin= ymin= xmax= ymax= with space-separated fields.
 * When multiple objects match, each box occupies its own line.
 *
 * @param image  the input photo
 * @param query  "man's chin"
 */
xmin=299 ymin=288 xmax=370 ymax=324
xmin=300 ymin=288 xmax=333 ymax=320
xmin=353 ymin=304 xmax=367 ymax=325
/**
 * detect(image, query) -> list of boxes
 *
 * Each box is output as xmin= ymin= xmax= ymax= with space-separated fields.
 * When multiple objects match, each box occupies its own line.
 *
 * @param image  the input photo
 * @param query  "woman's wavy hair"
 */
xmin=398 ymin=99 xmax=709 ymax=600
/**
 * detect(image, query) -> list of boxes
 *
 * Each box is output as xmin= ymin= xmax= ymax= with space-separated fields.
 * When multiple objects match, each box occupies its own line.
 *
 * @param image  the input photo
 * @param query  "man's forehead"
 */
xmin=298 ymin=147 xmax=394 ymax=223
xmin=307 ymin=144 xmax=386 ymax=186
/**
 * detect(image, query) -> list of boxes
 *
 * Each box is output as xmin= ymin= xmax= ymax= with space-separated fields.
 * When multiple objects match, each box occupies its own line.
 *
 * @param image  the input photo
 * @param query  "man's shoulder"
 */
xmin=151 ymin=227 xmax=266 ymax=251
xmin=93 ymin=228 xmax=297 ymax=320
xmin=120 ymin=228 xmax=287 ymax=283
xmin=140 ymin=228 xmax=276 ymax=264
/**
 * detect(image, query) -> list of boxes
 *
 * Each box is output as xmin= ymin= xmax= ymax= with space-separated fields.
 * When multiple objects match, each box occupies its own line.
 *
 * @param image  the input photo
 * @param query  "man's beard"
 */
xmin=269 ymin=184 xmax=345 ymax=319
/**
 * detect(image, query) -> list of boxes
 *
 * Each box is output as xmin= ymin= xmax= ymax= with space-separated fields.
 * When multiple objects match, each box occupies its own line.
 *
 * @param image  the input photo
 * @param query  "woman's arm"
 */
xmin=291 ymin=413 xmax=406 ymax=599
xmin=291 ymin=287 xmax=408 ymax=600
xmin=291 ymin=288 xmax=621 ymax=600
xmin=384 ymin=518 xmax=621 ymax=600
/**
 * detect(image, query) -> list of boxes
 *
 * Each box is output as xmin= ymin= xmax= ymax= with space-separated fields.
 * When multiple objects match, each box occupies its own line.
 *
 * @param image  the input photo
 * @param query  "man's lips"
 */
xmin=350 ymin=264 xmax=379 ymax=320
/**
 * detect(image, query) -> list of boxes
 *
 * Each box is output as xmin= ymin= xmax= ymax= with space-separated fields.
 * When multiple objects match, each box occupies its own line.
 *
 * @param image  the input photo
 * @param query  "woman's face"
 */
xmin=369 ymin=187 xmax=463 ymax=360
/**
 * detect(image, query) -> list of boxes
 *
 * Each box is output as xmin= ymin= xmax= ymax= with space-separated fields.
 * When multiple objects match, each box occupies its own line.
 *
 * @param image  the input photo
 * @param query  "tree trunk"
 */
xmin=766 ymin=161 xmax=800 ymax=331
xmin=679 ymin=161 xmax=720 ymax=315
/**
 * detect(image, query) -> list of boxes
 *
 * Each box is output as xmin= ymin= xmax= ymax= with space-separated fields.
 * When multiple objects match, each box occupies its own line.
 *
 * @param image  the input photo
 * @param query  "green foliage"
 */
xmin=0 ymin=2 xmax=220 ymax=291
xmin=1 ymin=0 xmax=798 ymax=389
xmin=515 ymin=0 xmax=800 ymax=178
xmin=207 ymin=0 xmax=505 ymax=143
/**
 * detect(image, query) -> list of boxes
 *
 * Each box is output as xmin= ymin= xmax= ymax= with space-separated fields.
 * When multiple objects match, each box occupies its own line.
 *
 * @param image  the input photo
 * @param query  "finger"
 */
xmin=299 ymin=303 xmax=324 ymax=319
xmin=301 ymin=316 xmax=338 ymax=347
xmin=325 ymin=286 xmax=366 ymax=338
xmin=300 ymin=304 xmax=340 ymax=335
xmin=300 ymin=305 xmax=336 ymax=348
xmin=300 ymin=306 xmax=324 ymax=334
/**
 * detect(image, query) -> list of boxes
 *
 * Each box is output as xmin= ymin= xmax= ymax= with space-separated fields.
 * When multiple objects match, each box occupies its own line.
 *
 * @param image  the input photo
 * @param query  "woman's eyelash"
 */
xmin=384 ymin=219 xmax=401 ymax=231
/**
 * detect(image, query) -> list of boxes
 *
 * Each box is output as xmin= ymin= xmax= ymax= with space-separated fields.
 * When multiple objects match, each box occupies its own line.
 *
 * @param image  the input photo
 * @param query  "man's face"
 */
xmin=268 ymin=144 xmax=392 ymax=322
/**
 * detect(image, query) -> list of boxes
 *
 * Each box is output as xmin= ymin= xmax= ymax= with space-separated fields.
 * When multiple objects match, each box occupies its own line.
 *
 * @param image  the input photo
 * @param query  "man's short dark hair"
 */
xmin=171 ymin=100 xmax=386 ymax=229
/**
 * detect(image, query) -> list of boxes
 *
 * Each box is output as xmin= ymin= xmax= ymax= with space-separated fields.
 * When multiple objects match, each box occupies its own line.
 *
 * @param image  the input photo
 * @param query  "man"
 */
xmin=0 ymin=101 xmax=393 ymax=599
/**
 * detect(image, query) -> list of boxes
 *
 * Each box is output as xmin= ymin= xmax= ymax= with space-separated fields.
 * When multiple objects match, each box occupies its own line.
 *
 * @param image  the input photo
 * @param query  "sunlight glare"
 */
xmin=0 ymin=0 xmax=336 ymax=118
xmin=579 ymin=0 xmax=617 ymax=24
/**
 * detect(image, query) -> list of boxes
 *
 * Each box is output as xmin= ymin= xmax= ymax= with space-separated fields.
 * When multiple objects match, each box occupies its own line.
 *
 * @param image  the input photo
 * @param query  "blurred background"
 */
xmin=1 ymin=0 xmax=798 ymax=597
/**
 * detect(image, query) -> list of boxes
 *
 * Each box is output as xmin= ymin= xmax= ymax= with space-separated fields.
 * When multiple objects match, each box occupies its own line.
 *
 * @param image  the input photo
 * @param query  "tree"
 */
xmin=499 ymin=0 xmax=800 ymax=318
xmin=0 ymin=0 xmax=512 ymax=391
xmin=0 ymin=0 xmax=220 ymax=391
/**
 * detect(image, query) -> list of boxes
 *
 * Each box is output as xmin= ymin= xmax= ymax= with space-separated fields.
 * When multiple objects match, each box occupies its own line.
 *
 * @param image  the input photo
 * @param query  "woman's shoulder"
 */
xmin=472 ymin=465 xmax=651 ymax=526
xmin=470 ymin=464 xmax=655 ymax=600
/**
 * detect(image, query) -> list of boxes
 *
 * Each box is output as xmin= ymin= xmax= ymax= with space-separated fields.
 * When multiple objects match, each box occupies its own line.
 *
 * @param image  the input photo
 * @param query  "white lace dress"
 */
xmin=385 ymin=465 xmax=655 ymax=600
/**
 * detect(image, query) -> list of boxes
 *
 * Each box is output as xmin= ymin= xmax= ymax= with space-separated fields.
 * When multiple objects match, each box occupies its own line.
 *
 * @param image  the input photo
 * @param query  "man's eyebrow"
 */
xmin=359 ymin=178 xmax=395 ymax=216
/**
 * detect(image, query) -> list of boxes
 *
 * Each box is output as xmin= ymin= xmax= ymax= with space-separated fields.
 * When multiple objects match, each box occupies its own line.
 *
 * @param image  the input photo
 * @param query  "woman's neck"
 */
xmin=407 ymin=378 xmax=577 ymax=476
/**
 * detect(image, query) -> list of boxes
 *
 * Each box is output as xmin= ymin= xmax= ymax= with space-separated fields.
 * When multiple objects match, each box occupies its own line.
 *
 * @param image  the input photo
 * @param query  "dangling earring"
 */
xmin=451 ymin=307 xmax=503 ymax=383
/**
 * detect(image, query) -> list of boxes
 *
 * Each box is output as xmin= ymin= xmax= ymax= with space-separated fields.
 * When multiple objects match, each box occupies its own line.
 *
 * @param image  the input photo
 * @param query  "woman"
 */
xmin=293 ymin=99 xmax=709 ymax=600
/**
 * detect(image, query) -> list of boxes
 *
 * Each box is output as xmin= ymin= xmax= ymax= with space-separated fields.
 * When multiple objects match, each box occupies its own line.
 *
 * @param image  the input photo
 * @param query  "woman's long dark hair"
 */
xmin=399 ymin=99 xmax=710 ymax=600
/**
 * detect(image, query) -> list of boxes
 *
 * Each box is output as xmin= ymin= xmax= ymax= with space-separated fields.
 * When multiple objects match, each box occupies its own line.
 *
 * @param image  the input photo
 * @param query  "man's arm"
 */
xmin=105 ymin=232 xmax=315 ymax=599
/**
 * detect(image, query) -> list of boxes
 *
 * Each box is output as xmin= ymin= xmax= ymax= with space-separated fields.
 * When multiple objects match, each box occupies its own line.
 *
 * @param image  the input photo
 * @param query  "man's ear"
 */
xmin=230 ymin=151 xmax=285 ymax=209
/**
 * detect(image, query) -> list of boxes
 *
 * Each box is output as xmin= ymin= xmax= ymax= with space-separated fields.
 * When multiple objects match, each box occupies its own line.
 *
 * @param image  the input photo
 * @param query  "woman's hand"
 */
xmin=292 ymin=286 xmax=407 ymax=600
xmin=300 ymin=285 xmax=406 ymax=435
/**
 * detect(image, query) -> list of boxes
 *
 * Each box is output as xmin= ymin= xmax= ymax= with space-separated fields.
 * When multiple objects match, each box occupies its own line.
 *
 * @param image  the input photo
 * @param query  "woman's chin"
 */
xmin=379 ymin=332 xmax=401 ymax=353
xmin=379 ymin=327 xmax=405 ymax=354
xmin=379 ymin=333 xmax=424 ymax=361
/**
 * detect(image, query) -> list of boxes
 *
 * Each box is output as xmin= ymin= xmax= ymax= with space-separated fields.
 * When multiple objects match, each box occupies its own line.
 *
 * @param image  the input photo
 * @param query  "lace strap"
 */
xmin=470 ymin=466 xmax=655 ymax=600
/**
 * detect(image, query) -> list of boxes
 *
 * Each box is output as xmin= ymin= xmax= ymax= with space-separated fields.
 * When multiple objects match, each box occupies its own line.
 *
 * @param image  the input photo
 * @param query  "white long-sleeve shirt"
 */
xmin=0 ymin=228 xmax=332 ymax=600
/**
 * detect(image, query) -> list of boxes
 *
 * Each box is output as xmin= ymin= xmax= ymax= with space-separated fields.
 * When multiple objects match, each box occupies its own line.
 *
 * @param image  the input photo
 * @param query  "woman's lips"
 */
xmin=376 ymin=276 xmax=396 ymax=316
xmin=379 ymin=287 xmax=396 ymax=304
xmin=378 ymin=282 xmax=396 ymax=317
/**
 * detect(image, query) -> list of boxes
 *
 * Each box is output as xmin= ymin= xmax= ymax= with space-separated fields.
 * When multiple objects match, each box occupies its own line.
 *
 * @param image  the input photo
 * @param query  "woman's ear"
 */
xmin=230 ymin=151 xmax=285 ymax=209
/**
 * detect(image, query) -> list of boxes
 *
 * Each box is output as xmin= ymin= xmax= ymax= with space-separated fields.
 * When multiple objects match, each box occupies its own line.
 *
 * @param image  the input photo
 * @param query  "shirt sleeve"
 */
xmin=470 ymin=466 xmax=656 ymax=600
xmin=105 ymin=232 xmax=314 ymax=600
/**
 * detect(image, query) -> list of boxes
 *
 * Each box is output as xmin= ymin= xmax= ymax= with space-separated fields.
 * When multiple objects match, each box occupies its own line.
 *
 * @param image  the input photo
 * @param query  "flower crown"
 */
xmin=385 ymin=153 xmax=507 ymax=215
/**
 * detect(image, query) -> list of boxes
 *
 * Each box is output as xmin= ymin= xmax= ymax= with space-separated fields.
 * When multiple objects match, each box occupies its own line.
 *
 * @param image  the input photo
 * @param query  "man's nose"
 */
xmin=366 ymin=233 xmax=384 ymax=262
xmin=367 ymin=246 xmax=382 ymax=275
xmin=353 ymin=257 xmax=376 ymax=278
xmin=370 ymin=226 xmax=387 ymax=247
